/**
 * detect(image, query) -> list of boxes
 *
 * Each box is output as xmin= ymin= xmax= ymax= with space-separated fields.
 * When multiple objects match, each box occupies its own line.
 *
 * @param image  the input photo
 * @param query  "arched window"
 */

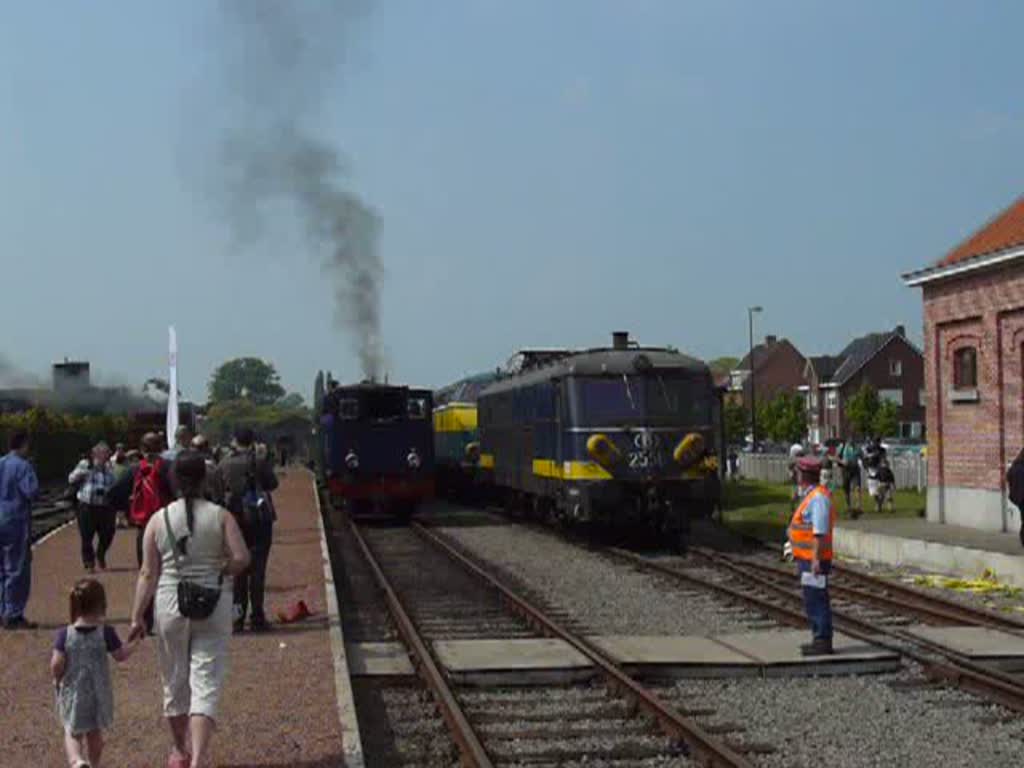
xmin=953 ymin=347 xmax=977 ymax=390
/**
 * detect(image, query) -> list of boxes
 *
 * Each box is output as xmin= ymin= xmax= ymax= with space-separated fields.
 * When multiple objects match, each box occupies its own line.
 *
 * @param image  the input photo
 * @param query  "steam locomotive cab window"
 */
xmin=364 ymin=389 xmax=406 ymax=422
xmin=407 ymin=396 xmax=428 ymax=419
xmin=338 ymin=398 xmax=359 ymax=420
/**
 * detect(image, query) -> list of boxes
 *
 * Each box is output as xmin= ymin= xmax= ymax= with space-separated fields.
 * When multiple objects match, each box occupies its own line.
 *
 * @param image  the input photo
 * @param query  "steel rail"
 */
xmin=346 ymin=519 xmax=494 ymax=768
xmin=606 ymin=546 xmax=1024 ymax=714
xmin=693 ymin=549 xmax=1024 ymax=631
xmin=412 ymin=522 xmax=757 ymax=768
xmin=831 ymin=561 xmax=1024 ymax=632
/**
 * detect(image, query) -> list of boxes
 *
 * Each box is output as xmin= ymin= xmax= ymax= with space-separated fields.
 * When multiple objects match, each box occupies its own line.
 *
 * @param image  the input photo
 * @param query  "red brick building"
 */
xmin=801 ymin=327 xmax=925 ymax=444
xmin=904 ymin=195 xmax=1024 ymax=532
xmin=727 ymin=336 xmax=806 ymax=408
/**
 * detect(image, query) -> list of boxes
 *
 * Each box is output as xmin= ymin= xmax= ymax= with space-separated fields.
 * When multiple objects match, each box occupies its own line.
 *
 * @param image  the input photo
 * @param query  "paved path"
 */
xmin=1 ymin=470 xmax=344 ymax=767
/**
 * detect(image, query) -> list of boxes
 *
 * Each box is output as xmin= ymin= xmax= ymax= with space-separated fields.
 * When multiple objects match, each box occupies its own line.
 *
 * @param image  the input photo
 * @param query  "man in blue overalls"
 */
xmin=0 ymin=430 xmax=40 ymax=629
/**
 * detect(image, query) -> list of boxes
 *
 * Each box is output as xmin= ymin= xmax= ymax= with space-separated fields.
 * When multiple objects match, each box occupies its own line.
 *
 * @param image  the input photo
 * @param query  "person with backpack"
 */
xmin=211 ymin=428 xmax=279 ymax=632
xmin=109 ymin=432 xmax=174 ymax=633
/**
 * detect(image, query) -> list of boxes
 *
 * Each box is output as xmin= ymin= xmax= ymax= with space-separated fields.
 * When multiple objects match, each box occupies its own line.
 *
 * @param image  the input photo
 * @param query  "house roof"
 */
xmin=736 ymin=338 xmax=796 ymax=372
xmin=806 ymin=355 xmax=844 ymax=382
xmin=904 ymin=196 xmax=1024 ymax=286
xmin=939 ymin=196 xmax=1024 ymax=268
xmin=816 ymin=327 xmax=920 ymax=386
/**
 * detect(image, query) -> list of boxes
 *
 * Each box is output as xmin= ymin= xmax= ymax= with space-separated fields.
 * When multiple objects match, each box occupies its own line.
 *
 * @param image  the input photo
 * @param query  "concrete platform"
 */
xmin=835 ymin=518 xmax=1024 ymax=587
xmin=906 ymin=625 xmax=1024 ymax=671
xmin=346 ymin=641 xmax=415 ymax=677
xmin=716 ymin=630 xmax=901 ymax=677
xmin=587 ymin=634 xmax=760 ymax=678
xmin=432 ymin=638 xmax=596 ymax=686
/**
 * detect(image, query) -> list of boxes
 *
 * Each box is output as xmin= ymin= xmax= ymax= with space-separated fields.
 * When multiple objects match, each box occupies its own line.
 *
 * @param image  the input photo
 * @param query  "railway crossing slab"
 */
xmin=432 ymin=638 xmax=596 ymax=686
xmin=347 ymin=641 xmax=415 ymax=677
xmin=715 ymin=630 xmax=901 ymax=677
xmin=906 ymin=625 xmax=1024 ymax=671
xmin=586 ymin=634 xmax=760 ymax=678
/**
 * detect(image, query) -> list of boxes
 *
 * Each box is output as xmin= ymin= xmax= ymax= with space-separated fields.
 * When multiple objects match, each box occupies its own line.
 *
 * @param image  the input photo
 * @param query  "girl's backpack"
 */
xmin=129 ymin=458 xmax=167 ymax=527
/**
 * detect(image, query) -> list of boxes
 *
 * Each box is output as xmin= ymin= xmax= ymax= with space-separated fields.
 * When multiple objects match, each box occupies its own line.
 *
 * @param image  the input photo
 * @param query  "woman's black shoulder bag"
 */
xmin=164 ymin=503 xmax=222 ymax=621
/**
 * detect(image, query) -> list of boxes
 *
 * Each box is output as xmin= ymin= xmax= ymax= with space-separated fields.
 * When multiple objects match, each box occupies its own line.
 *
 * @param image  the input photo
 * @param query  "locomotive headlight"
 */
xmin=407 ymin=448 xmax=422 ymax=469
xmin=344 ymin=451 xmax=360 ymax=470
xmin=464 ymin=442 xmax=481 ymax=463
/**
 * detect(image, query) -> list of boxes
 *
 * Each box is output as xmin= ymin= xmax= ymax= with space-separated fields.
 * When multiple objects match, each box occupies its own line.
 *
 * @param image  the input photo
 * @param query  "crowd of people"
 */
xmin=0 ymin=425 xmax=281 ymax=768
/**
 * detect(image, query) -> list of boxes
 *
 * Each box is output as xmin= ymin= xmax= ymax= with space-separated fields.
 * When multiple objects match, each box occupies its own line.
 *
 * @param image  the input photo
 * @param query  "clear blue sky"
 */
xmin=2 ymin=1 xmax=1022 ymax=401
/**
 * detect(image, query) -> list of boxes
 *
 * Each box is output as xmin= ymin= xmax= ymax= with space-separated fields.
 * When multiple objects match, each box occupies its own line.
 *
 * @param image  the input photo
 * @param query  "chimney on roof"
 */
xmin=765 ymin=335 xmax=777 ymax=346
xmin=612 ymin=331 xmax=629 ymax=350
xmin=894 ymin=325 xmax=905 ymax=337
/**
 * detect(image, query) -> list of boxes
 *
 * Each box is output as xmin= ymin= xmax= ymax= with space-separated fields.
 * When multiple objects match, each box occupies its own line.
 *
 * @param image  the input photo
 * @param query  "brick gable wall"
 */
xmin=923 ymin=261 xmax=1024 ymax=497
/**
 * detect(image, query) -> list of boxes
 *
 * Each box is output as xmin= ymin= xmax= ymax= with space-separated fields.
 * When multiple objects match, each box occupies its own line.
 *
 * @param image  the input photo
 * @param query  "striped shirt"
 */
xmin=69 ymin=460 xmax=116 ymax=507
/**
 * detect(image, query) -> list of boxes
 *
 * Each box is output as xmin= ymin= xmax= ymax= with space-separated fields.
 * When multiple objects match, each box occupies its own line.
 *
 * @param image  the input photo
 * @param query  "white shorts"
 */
xmin=155 ymin=585 xmax=233 ymax=720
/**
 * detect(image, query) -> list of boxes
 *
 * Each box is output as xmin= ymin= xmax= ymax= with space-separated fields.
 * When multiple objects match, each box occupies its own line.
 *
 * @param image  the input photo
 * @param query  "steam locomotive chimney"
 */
xmin=612 ymin=331 xmax=629 ymax=350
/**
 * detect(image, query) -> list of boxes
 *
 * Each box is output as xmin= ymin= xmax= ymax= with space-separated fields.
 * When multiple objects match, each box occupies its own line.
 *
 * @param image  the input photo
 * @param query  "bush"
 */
xmin=0 ymin=408 xmax=135 ymax=485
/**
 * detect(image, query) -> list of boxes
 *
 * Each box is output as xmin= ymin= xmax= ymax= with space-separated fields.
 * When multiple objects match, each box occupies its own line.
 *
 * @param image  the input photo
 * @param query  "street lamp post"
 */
xmin=748 ymin=306 xmax=763 ymax=450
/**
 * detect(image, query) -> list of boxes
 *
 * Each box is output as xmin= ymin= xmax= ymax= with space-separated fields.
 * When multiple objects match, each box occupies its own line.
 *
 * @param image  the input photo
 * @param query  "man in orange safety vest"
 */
xmin=787 ymin=456 xmax=836 ymax=656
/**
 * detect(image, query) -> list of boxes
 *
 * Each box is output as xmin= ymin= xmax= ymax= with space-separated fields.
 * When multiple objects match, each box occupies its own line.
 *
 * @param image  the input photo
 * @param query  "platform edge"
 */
xmin=312 ymin=471 xmax=365 ymax=768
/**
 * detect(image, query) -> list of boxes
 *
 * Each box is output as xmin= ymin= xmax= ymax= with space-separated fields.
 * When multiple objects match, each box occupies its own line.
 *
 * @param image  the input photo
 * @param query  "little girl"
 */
xmin=51 ymin=578 xmax=139 ymax=768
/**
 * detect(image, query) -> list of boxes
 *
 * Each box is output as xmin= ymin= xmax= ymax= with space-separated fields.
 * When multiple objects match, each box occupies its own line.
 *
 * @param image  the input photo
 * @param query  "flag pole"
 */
xmin=166 ymin=326 xmax=179 ymax=451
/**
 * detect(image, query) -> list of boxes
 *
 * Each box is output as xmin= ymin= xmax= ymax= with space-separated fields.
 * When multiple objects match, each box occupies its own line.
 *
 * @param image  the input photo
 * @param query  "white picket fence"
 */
xmin=736 ymin=452 xmax=927 ymax=492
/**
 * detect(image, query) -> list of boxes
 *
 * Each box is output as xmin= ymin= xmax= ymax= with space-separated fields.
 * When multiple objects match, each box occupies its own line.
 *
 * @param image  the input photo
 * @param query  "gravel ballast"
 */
xmin=437 ymin=517 xmax=775 ymax=636
xmin=670 ymin=671 xmax=1024 ymax=768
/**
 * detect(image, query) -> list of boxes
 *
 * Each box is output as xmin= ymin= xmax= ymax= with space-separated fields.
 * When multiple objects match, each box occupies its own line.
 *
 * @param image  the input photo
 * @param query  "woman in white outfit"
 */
xmin=129 ymin=451 xmax=250 ymax=768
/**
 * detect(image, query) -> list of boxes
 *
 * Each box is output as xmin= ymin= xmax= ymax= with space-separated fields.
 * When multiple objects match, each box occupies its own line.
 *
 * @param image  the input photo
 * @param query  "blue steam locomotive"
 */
xmin=315 ymin=375 xmax=435 ymax=519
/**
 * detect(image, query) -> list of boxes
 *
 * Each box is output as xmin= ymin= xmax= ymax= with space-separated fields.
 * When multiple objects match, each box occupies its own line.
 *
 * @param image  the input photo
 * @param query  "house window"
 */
xmin=810 ymin=392 xmax=818 ymax=409
xmin=890 ymin=360 xmax=902 ymax=377
xmin=879 ymin=389 xmax=903 ymax=406
xmin=953 ymin=347 xmax=977 ymax=390
xmin=826 ymin=391 xmax=838 ymax=410
xmin=919 ymin=388 xmax=926 ymax=406
xmin=729 ymin=372 xmax=747 ymax=391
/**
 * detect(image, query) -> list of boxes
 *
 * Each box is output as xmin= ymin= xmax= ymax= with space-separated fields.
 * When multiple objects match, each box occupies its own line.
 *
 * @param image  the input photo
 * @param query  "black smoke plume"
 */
xmin=217 ymin=1 xmax=382 ymax=379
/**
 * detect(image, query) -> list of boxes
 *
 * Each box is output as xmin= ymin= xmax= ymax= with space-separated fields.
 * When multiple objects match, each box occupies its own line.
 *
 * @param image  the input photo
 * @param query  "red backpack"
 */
xmin=129 ymin=458 xmax=168 ymax=527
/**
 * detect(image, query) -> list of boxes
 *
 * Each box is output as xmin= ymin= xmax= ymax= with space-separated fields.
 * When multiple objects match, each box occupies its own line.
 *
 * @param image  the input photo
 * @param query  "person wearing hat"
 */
xmin=787 ymin=456 xmax=836 ymax=656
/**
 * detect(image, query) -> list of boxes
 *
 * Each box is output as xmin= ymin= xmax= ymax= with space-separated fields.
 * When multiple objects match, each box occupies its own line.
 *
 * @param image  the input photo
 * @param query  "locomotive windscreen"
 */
xmin=571 ymin=374 xmax=711 ymax=426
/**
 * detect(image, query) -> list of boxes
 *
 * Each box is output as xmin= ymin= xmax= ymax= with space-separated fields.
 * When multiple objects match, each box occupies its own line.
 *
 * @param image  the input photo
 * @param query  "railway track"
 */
xmin=31 ymin=487 xmax=74 ymax=543
xmin=605 ymin=545 xmax=1024 ymax=714
xmin=339 ymin=516 xmax=769 ymax=767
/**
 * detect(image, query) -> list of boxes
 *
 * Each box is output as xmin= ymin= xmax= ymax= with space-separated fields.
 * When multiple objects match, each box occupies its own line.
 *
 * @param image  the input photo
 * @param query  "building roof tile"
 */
xmin=938 ymin=196 xmax=1024 ymax=268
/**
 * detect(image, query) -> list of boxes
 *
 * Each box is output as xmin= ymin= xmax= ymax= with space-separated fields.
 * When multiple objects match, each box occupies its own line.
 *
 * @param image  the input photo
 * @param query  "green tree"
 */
xmin=708 ymin=356 xmax=740 ymax=378
xmin=277 ymin=392 xmax=306 ymax=410
xmin=845 ymin=383 xmax=880 ymax=439
xmin=757 ymin=393 xmax=807 ymax=445
xmin=208 ymin=358 xmax=286 ymax=406
xmin=872 ymin=399 xmax=900 ymax=438
xmin=723 ymin=400 xmax=748 ymax=445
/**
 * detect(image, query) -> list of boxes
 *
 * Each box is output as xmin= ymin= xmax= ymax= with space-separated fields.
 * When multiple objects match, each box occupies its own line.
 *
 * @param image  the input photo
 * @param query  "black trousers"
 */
xmin=77 ymin=505 xmax=116 ymax=568
xmin=135 ymin=525 xmax=154 ymax=632
xmin=235 ymin=522 xmax=273 ymax=623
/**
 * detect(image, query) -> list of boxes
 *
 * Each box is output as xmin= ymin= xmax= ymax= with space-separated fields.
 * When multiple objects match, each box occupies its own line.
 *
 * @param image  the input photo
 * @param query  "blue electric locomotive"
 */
xmin=315 ymin=375 xmax=435 ymax=519
xmin=476 ymin=333 xmax=722 ymax=546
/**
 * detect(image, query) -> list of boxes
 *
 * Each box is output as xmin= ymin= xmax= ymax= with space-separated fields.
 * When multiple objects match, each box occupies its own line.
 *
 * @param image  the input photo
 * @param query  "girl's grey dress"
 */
xmin=57 ymin=625 xmax=115 ymax=734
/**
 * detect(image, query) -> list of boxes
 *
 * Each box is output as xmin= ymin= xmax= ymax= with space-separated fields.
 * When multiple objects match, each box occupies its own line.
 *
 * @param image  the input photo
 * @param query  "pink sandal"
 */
xmin=167 ymin=751 xmax=191 ymax=768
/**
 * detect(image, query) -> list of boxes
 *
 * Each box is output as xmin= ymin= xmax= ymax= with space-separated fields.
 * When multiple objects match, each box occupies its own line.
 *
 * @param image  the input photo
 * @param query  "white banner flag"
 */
xmin=166 ymin=326 xmax=179 ymax=451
